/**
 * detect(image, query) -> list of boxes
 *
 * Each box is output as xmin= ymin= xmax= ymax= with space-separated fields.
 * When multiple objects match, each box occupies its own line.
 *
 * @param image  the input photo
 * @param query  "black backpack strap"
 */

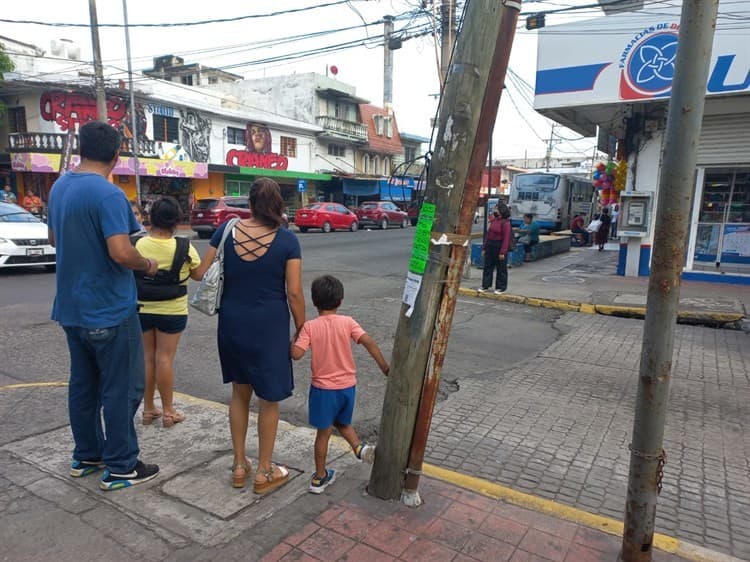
xmin=168 ymin=237 xmax=190 ymax=281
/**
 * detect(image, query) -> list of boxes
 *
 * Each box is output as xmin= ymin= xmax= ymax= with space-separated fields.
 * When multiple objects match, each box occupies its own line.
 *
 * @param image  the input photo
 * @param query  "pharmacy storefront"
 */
xmin=534 ymin=6 xmax=750 ymax=282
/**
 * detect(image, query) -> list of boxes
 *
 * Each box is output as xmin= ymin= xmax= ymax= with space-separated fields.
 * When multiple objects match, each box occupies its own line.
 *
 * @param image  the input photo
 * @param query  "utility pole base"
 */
xmin=401 ymin=489 xmax=423 ymax=508
xmin=619 ymin=542 xmax=653 ymax=562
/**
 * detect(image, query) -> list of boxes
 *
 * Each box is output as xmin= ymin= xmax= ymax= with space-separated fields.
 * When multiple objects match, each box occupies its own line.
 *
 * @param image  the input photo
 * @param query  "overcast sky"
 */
xmin=0 ymin=0 xmax=602 ymax=160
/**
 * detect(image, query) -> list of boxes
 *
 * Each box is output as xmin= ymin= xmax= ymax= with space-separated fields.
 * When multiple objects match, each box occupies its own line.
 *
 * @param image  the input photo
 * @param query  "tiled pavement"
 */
xmin=425 ymin=312 xmax=750 ymax=559
xmin=261 ymin=476 xmax=687 ymax=562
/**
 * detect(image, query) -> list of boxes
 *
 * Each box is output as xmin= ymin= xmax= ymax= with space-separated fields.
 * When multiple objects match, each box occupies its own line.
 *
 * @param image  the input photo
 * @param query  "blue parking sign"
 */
xmin=297 ymin=179 xmax=307 ymax=192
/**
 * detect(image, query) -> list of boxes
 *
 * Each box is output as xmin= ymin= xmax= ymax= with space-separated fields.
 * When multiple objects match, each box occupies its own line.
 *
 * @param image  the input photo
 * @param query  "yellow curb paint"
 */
xmin=595 ymin=304 xmax=645 ymax=317
xmin=422 ymin=463 xmax=686 ymax=555
xmin=0 ymin=381 xmax=68 ymax=391
xmin=579 ymin=303 xmax=597 ymax=314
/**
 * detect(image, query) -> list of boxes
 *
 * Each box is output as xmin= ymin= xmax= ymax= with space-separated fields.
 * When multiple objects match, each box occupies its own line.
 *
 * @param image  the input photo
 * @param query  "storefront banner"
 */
xmin=535 ymin=7 xmax=750 ymax=109
xmin=721 ymin=224 xmax=750 ymax=263
xmin=11 ymin=152 xmax=208 ymax=179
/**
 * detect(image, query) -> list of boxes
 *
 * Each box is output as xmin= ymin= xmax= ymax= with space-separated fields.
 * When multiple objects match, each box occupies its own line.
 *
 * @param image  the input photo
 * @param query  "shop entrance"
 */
xmin=141 ymin=177 xmax=192 ymax=224
xmin=693 ymin=169 xmax=750 ymax=273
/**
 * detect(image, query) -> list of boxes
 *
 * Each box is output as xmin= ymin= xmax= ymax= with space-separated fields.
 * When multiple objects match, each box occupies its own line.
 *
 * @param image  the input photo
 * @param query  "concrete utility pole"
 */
xmin=122 ymin=0 xmax=141 ymax=203
xmin=439 ymin=0 xmax=456 ymax=87
xmin=368 ymin=0 xmax=521 ymax=502
xmin=544 ymin=123 xmax=556 ymax=171
xmin=620 ymin=0 xmax=719 ymax=560
xmin=383 ymin=15 xmax=394 ymax=111
xmin=88 ymin=0 xmax=108 ymax=122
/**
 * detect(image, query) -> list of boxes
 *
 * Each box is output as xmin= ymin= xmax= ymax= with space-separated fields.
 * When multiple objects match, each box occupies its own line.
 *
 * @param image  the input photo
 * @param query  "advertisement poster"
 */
xmin=721 ymin=224 xmax=750 ymax=263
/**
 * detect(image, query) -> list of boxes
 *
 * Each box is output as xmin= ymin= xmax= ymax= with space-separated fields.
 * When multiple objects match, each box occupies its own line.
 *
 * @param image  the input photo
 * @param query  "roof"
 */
xmin=399 ymin=132 xmax=430 ymax=144
xmin=358 ymin=104 xmax=403 ymax=155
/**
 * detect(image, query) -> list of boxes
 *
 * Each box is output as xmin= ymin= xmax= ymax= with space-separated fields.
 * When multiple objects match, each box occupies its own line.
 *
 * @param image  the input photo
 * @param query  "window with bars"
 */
xmin=153 ymin=115 xmax=179 ymax=143
xmin=7 ymin=107 xmax=27 ymax=133
xmin=328 ymin=144 xmax=346 ymax=157
xmin=280 ymin=136 xmax=297 ymax=158
xmin=227 ymin=127 xmax=246 ymax=145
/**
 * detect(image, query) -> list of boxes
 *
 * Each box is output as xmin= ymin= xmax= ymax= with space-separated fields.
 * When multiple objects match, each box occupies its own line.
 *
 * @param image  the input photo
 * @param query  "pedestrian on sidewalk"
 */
xmin=291 ymin=275 xmax=389 ymax=494
xmin=596 ymin=207 xmax=612 ymax=251
xmin=517 ymin=213 xmax=540 ymax=262
xmin=480 ymin=203 xmax=511 ymax=294
xmin=47 ymin=121 xmax=161 ymax=491
xmin=134 ymin=197 xmax=209 ymax=428
xmin=610 ymin=204 xmax=619 ymax=239
xmin=200 ymin=178 xmax=306 ymax=493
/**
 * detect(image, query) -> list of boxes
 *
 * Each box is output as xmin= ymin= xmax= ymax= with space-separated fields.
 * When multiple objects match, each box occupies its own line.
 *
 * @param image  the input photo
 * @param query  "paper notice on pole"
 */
xmin=402 ymin=271 xmax=423 ymax=318
xmin=408 ymin=203 xmax=436 ymax=274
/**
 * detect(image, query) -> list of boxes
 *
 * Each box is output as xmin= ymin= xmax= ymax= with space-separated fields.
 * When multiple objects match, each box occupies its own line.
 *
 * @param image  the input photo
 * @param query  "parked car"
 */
xmin=294 ymin=203 xmax=358 ymax=233
xmin=191 ymin=196 xmax=251 ymax=239
xmin=0 ymin=202 xmax=56 ymax=271
xmin=356 ymin=201 xmax=410 ymax=230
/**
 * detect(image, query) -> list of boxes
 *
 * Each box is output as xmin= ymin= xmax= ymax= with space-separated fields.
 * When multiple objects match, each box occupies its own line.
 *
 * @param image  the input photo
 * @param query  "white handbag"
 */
xmin=189 ymin=218 xmax=239 ymax=316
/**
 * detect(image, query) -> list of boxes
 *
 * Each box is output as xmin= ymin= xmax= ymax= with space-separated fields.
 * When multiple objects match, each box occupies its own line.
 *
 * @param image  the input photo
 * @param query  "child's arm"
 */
xmin=290 ymin=324 xmax=309 ymax=361
xmin=290 ymin=343 xmax=306 ymax=361
xmin=358 ymin=334 xmax=390 ymax=376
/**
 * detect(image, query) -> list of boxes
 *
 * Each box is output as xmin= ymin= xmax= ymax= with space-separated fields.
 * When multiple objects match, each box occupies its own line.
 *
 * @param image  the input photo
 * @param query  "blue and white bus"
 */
xmin=509 ymin=172 xmax=595 ymax=231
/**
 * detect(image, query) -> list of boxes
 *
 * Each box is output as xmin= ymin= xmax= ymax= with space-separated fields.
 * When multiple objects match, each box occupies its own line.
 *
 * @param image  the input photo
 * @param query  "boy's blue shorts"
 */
xmin=309 ymin=385 xmax=356 ymax=430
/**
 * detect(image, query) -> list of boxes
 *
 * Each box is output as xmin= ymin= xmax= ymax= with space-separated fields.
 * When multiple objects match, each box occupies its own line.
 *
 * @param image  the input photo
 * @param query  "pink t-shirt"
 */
xmin=294 ymin=314 xmax=366 ymax=390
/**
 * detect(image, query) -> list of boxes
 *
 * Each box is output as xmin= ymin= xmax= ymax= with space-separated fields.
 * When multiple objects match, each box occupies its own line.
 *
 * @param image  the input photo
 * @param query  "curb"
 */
xmin=457 ymin=287 xmax=746 ymax=328
xmin=423 ymin=463 xmax=744 ymax=562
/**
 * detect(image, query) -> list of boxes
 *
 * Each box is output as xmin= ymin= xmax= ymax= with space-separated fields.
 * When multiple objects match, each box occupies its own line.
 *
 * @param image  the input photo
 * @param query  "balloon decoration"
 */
xmin=592 ymin=160 xmax=627 ymax=206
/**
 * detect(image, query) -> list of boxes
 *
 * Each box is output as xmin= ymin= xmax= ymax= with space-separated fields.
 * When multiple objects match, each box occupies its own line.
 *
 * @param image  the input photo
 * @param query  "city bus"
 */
xmin=509 ymin=172 xmax=595 ymax=231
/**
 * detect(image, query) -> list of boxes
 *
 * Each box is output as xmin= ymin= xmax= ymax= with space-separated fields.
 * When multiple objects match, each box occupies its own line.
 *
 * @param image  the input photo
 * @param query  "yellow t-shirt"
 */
xmin=135 ymin=236 xmax=201 ymax=316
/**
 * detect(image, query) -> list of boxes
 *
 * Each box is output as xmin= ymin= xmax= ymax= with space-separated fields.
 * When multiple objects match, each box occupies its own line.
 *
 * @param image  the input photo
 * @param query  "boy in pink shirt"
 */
xmin=292 ymin=275 xmax=389 ymax=494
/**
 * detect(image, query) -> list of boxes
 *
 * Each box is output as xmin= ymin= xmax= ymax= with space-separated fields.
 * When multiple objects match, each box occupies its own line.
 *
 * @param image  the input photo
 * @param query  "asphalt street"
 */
xmin=0 ymin=226 xmax=561 ymax=437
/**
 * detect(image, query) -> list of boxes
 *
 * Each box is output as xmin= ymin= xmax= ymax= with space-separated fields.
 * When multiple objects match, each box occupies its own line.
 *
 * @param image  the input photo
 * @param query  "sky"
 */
xmin=0 ymin=0 xmax=606 ymax=160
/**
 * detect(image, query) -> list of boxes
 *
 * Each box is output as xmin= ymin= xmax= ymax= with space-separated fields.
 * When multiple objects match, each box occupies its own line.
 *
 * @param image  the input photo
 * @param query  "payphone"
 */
xmin=618 ymin=192 xmax=652 ymax=237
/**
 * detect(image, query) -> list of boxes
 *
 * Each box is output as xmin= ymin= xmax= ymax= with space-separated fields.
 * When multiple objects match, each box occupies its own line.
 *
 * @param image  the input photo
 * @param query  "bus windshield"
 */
xmin=514 ymin=174 xmax=559 ymax=192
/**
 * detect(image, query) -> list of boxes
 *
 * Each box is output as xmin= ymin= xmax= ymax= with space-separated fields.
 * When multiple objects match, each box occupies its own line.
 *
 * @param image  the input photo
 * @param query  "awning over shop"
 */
xmin=343 ymin=179 xmax=380 ymax=197
xmin=380 ymin=184 xmax=412 ymax=202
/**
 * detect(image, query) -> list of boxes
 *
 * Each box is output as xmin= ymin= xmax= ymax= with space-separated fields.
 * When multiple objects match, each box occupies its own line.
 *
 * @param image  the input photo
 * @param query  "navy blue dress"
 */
xmin=210 ymin=222 xmax=301 ymax=401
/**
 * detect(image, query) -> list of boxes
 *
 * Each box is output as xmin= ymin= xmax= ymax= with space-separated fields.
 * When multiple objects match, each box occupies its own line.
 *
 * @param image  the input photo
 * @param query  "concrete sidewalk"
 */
xmin=461 ymin=246 xmax=749 ymax=327
xmin=0 ymin=382 xmax=719 ymax=562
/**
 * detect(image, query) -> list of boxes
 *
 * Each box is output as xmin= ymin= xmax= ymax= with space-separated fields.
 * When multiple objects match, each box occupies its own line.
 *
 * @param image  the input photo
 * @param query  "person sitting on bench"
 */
xmin=570 ymin=213 xmax=590 ymax=246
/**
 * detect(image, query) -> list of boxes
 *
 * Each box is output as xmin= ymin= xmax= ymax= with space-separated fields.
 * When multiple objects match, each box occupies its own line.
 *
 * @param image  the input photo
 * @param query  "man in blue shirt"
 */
xmin=518 ymin=213 xmax=541 ymax=262
xmin=48 ymin=121 xmax=161 ymax=490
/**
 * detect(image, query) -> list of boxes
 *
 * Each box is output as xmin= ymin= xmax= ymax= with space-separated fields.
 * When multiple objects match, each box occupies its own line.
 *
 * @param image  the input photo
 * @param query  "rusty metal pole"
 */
xmin=368 ymin=0 xmax=521 ymax=503
xmin=620 ymin=0 xmax=718 ymax=560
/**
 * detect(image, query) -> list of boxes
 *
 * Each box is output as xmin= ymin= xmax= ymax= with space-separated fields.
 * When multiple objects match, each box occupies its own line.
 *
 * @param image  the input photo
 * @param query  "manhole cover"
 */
xmin=541 ymin=275 xmax=586 ymax=285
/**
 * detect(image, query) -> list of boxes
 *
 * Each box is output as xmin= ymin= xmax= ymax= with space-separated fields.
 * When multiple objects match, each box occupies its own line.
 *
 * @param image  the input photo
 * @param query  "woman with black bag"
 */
xmin=134 ymin=197 xmax=208 ymax=428
xmin=480 ymin=203 xmax=512 ymax=294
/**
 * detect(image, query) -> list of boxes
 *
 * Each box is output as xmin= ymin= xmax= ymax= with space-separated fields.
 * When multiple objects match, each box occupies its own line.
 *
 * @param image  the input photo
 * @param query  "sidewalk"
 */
xmin=461 ymin=246 xmax=749 ymax=327
xmin=0 ymin=383 xmax=708 ymax=562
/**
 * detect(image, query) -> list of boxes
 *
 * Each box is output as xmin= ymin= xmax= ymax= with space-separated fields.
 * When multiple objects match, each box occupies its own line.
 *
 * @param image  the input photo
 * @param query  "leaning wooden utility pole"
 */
xmin=88 ymin=0 xmax=108 ymax=122
xmin=620 ymin=0 xmax=718 ymax=560
xmin=369 ymin=0 xmax=521 ymax=502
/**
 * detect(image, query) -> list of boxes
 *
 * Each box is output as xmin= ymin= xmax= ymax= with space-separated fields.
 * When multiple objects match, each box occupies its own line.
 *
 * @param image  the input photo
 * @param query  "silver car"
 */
xmin=0 ymin=202 xmax=56 ymax=271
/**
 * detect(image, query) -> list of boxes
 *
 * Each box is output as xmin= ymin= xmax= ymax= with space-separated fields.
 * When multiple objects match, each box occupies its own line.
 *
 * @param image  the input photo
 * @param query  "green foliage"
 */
xmin=0 ymin=43 xmax=13 ymax=117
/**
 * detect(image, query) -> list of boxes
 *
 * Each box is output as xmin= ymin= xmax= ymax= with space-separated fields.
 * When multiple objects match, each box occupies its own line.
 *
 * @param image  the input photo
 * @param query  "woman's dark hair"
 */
xmin=249 ymin=177 xmax=285 ymax=227
xmin=311 ymin=275 xmax=344 ymax=311
xmin=149 ymin=196 xmax=182 ymax=230
xmin=79 ymin=121 xmax=121 ymax=163
xmin=601 ymin=207 xmax=610 ymax=215
xmin=497 ymin=203 xmax=511 ymax=219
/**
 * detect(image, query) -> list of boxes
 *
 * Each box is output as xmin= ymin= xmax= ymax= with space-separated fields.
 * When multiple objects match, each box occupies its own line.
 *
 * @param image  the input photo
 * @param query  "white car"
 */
xmin=0 ymin=202 xmax=56 ymax=271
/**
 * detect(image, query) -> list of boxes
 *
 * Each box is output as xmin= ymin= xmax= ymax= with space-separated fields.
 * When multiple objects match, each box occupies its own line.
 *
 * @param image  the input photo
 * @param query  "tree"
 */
xmin=0 ymin=43 xmax=15 ymax=117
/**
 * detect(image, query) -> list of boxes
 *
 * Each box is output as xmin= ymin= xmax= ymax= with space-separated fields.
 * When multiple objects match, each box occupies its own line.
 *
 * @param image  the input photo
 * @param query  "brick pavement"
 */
xmin=261 ymin=476 xmax=688 ymax=562
xmin=425 ymin=312 xmax=750 ymax=559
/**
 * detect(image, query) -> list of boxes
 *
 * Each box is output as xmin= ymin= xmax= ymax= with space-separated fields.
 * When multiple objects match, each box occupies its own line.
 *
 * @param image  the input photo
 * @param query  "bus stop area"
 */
xmin=462 ymin=244 xmax=749 ymax=328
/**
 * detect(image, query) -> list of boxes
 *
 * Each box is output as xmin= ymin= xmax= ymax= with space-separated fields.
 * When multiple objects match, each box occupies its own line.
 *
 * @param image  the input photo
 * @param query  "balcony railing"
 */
xmin=315 ymin=115 xmax=368 ymax=142
xmin=8 ymin=132 xmax=158 ymax=158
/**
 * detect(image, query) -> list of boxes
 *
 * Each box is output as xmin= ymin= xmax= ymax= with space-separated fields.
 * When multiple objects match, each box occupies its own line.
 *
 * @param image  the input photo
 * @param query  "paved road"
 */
xmin=0 ymin=226 xmax=560 ymax=437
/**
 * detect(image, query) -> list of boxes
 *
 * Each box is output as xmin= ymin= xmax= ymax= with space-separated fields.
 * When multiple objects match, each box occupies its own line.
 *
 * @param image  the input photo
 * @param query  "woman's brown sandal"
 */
xmin=253 ymin=463 xmax=289 ymax=495
xmin=162 ymin=411 xmax=186 ymax=428
xmin=232 ymin=457 xmax=253 ymax=489
xmin=142 ymin=410 xmax=163 ymax=425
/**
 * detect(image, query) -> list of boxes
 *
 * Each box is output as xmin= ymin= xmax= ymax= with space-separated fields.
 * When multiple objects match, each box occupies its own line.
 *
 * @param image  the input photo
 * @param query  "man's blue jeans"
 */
xmin=64 ymin=312 xmax=145 ymax=474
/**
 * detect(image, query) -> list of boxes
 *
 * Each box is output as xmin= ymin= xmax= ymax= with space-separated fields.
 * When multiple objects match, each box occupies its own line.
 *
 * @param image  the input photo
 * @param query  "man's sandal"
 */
xmin=253 ymin=463 xmax=289 ymax=495
xmin=142 ymin=410 xmax=163 ymax=425
xmin=232 ymin=457 xmax=253 ymax=489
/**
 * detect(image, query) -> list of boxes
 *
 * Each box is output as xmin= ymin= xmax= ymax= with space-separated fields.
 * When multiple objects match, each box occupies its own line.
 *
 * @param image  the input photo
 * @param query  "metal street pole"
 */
xmin=439 ymin=0 xmax=456 ymax=87
xmin=383 ymin=15 xmax=394 ymax=110
xmin=88 ymin=0 xmax=108 ymax=122
xmin=620 ymin=0 xmax=719 ymax=560
xmin=369 ymin=0 xmax=521 ymax=502
xmin=122 ymin=0 xmax=141 ymax=204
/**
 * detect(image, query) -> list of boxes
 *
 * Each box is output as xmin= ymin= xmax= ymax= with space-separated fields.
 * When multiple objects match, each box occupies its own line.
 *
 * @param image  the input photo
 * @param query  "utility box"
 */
xmin=618 ymin=192 xmax=653 ymax=238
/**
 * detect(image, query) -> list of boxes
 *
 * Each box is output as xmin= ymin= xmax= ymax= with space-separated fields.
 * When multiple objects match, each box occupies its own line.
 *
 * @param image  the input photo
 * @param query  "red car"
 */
xmin=190 ymin=197 xmax=251 ymax=239
xmin=294 ymin=203 xmax=359 ymax=233
xmin=356 ymin=201 xmax=410 ymax=230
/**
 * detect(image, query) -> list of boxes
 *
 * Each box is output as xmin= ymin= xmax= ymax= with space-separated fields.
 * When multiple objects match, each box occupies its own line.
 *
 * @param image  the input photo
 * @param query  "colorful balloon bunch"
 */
xmin=592 ymin=161 xmax=626 ymax=207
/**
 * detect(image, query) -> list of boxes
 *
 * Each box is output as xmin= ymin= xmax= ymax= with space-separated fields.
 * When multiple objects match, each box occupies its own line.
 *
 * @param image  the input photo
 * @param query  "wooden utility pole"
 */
xmin=439 ymin=0 xmax=456 ymax=87
xmin=368 ymin=0 xmax=521 ymax=502
xmin=88 ymin=0 xmax=108 ymax=122
xmin=620 ymin=0 xmax=718 ymax=559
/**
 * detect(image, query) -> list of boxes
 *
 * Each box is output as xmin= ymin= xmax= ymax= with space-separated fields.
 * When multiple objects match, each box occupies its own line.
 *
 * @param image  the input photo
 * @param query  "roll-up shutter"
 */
xmin=697 ymin=113 xmax=750 ymax=166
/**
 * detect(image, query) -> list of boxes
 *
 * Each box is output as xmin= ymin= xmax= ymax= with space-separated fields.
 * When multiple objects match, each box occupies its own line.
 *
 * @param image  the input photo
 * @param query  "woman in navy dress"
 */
xmin=204 ymin=178 xmax=305 ymax=493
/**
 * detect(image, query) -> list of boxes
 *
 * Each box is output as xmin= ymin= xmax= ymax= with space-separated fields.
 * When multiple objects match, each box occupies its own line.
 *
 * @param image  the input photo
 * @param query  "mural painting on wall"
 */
xmin=40 ymin=91 xmax=128 ymax=132
xmin=179 ymin=109 xmax=211 ymax=162
xmin=225 ymin=122 xmax=289 ymax=170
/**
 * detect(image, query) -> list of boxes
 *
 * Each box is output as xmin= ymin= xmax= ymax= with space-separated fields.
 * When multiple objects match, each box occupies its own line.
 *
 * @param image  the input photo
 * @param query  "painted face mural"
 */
xmin=246 ymin=123 xmax=272 ymax=154
xmin=179 ymin=110 xmax=211 ymax=162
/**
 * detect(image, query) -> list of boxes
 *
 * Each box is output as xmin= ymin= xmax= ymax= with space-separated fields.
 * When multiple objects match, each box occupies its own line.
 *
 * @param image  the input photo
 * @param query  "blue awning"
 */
xmin=343 ymin=179 xmax=380 ymax=196
xmin=380 ymin=184 xmax=412 ymax=201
